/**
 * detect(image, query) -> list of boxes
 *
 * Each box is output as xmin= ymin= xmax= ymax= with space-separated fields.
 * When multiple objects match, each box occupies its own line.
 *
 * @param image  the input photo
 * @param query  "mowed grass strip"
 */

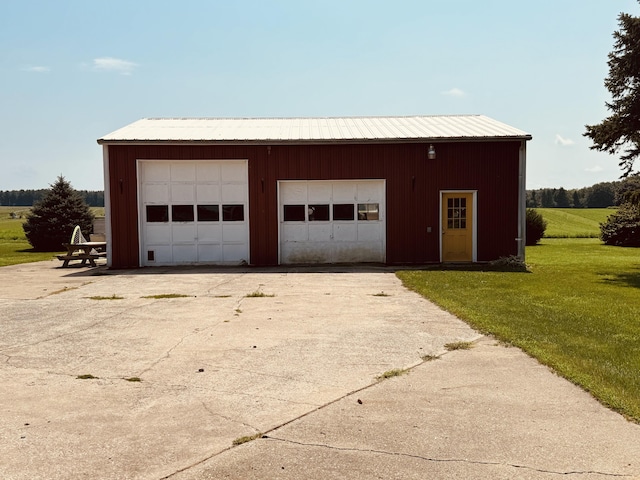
xmin=397 ymin=238 xmax=640 ymax=422
xmin=536 ymin=208 xmax=612 ymax=238
xmin=0 ymin=207 xmax=59 ymax=266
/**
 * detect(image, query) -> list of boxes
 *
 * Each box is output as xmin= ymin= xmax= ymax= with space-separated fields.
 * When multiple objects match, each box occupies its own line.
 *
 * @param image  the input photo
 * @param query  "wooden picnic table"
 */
xmin=57 ymin=242 xmax=107 ymax=267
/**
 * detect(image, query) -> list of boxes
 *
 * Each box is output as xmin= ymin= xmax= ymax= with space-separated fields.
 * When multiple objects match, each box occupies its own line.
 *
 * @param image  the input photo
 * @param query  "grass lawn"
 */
xmin=397 ymin=238 xmax=640 ymax=422
xmin=536 ymin=208 xmax=612 ymax=238
xmin=0 ymin=207 xmax=60 ymax=266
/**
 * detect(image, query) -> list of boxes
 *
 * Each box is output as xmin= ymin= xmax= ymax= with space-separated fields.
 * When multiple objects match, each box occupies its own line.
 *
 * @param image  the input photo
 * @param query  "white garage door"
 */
xmin=139 ymin=160 xmax=249 ymax=266
xmin=279 ymin=180 xmax=386 ymax=264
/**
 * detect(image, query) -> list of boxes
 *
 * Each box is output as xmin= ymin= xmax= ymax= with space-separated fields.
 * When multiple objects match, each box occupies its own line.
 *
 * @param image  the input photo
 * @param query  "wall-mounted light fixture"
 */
xmin=427 ymin=144 xmax=436 ymax=160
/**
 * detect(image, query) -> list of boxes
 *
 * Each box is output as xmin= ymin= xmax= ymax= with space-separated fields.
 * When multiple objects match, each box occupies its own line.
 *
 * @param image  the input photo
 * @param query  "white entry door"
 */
xmin=139 ymin=160 xmax=249 ymax=266
xmin=278 ymin=180 xmax=385 ymax=264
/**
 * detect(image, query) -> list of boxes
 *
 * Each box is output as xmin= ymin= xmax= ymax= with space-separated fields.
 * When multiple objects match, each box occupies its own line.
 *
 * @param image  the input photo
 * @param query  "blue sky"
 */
xmin=0 ymin=0 xmax=637 ymax=191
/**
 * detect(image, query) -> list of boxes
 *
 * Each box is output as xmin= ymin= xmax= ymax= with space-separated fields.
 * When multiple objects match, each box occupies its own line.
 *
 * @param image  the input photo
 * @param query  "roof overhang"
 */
xmin=97 ymin=115 xmax=533 ymax=145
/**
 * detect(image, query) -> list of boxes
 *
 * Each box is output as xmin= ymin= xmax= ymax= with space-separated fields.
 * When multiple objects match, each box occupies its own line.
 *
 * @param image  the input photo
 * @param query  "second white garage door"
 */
xmin=278 ymin=180 xmax=386 ymax=264
xmin=138 ymin=160 xmax=249 ymax=266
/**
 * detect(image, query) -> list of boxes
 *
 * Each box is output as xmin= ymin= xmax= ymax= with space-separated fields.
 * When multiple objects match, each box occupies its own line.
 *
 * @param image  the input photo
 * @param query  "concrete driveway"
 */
xmin=0 ymin=260 xmax=639 ymax=479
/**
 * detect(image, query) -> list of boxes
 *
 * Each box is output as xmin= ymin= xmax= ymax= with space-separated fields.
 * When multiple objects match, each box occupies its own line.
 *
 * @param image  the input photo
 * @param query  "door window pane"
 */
xmin=357 ymin=203 xmax=379 ymax=221
xmin=283 ymin=205 xmax=305 ymax=221
xmin=447 ymin=197 xmax=467 ymax=229
xmin=197 ymin=205 xmax=219 ymax=222
xmin=146 ymin=205 xmax=168 ymax=223
xmin=172 ymin=205 xmax=194 ymax=222
xmin=308 ymin=204 xmax=329 ymax=221
xmin=222 ymin=204 xmax=244 ymax=221
xmin=333 ymin=204 xmax=354 ymax=221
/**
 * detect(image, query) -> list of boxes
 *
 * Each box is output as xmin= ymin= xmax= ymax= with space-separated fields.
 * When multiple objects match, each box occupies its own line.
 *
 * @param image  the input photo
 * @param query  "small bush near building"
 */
xmin=23 ymin=176 xmax=95 ymax=251
xmin=525 ymin=208 xmax=547 ymax=245
xmin=600 ymin=203 xmax=640 ymax=247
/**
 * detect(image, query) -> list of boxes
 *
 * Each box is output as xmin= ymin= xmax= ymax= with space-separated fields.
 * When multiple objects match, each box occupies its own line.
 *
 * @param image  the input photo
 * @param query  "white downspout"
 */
xmin=517 ymin=140 xmax=527 ymax=260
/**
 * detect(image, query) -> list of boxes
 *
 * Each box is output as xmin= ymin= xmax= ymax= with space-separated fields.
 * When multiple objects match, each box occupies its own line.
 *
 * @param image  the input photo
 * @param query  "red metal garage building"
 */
xmin=97 ymin=115 xmax=531 ymax=268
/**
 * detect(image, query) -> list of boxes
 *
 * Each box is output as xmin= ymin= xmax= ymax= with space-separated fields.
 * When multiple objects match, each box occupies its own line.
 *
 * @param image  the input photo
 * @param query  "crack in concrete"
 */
xmin=262 ymin=436 xmax=634 ymax=477
xmin=0 ymin=317 xmax=110 ymax=356
xmin=0 ymin=298 xmax=153 ymax=354
xmin=199 ymin=401 xmax=259 ymax=432
xmin=136 ymin=335 xmax=188 ymax=377
xmin=203 ymin=272 xmax=248 ymax=296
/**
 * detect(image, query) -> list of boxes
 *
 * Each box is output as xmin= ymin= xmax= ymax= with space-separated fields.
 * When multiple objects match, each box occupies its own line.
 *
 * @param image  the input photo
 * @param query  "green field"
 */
xmin=536 ymin=208 xmax=613 ymax=238
xmin=398 ymin=239 xmax=640 ymax=422
xmin=0 ymin=206 xmax=105 ymax=267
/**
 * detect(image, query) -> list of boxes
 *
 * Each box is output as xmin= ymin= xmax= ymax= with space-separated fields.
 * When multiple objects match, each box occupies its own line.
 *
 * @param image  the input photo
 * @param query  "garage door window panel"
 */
xmin=308 ymin=204 xmax=329 ymax=221
xmin=197 ymin=205 xmax=220 ymax=222
xmin=147 ymin=205 xmax=169 ymax=223
xmin=283 ymin=205 xmax=306 ymax=222
xmin=333 ymin=204 xmax=355 ymax=221
xmin=172 ymin=205 xmax=195 ymax=222
xmin=222 ymin=204 xmax=244 ymax=222
xmin=358 ymin=203 xmax=379 ymax=221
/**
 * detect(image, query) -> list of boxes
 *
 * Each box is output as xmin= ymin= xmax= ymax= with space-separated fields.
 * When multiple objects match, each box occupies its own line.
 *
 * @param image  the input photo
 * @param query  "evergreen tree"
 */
xmin=540 ymin=189 xmax=555 ymax=207
xmin=526 ymin=209 xmax=547 ymax=245
xmin=584 ymin=3 xmax=640 ymax=176
xmin=572 ymin=191 xmax=582 ymax=208
xmin=554 ymin=187 xmax=570 ymax=207
xmin=23 ymin=176 xmax=95 ymax=251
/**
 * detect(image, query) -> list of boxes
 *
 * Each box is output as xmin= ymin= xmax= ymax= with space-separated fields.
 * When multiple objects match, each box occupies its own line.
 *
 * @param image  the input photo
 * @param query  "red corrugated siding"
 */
xmin=106 ymin=141 xmax=522 ymax=267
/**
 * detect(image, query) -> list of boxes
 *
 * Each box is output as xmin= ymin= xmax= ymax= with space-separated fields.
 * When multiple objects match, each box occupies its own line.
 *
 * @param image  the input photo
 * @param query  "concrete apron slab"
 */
xmin=0 ymin=263 xmax=479 ymax=480
xmin=181 ymin=338 xmax=640 ymax=480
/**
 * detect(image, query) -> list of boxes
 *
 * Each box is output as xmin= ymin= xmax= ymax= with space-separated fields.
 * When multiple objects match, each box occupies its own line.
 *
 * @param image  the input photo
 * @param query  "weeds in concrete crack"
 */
xmin=376 ymin=368 xmax=410 ymax=381
xmin=232 ymin=432 xmax=263 ymax=446
xmin=245 ymin=290 xmax=275 ymax=298
xmin=421 ymin=354 xmax=439 ymax=362
xmin=87 ymin=294 xmax=123 ymax=300
xmin=141 ymin=293 xmax=192 ymax=299
xmin=444 ymin=341 xmax=473 ymax=351
xmin=76 ymin=374 xmax=98 ymax=380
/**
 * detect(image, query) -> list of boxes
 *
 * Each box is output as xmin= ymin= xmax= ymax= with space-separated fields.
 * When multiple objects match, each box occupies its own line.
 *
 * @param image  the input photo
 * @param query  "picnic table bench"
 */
xmin=57 ymin=242 xmax=107 ymax=268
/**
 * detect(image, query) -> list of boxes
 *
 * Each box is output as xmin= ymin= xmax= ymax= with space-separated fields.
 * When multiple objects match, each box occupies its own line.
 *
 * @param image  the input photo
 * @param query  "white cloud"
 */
xmin=441 ymin=87 xmax=466 ymax=97
xmin=585 ymin=165 xmax=604 ymax=173
xmin=23 ymin=66 xmax=50 ymax=73
xmin=554 ymin=134 xmax=575 ymax=146
xmin=93 ymin=57 xmax=138 ymax=75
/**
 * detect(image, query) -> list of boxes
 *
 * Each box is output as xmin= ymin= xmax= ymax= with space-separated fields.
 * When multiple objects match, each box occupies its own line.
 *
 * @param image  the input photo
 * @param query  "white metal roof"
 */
xmin=97 ymin=115 xmax=531 ymax=144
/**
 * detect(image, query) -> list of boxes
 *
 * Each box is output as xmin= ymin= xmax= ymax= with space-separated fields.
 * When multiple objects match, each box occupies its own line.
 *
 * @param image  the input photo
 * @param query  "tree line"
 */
xmin=0 ymin=189 xmax=104 ymax=207
xmin=527 ymin=177 xmax=640 ymax=208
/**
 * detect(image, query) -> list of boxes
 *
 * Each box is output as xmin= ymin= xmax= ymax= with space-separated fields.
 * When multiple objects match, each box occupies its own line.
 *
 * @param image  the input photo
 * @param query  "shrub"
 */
xmin=600 ymin=203 xmax=640 ymax=247
xmin=525 ymin=208 xmax=547 ymax=246
xmin=23 ymin=176 xmax=95 ymax=251
xmin=488 ymin=255 xmax=529 ymax=272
